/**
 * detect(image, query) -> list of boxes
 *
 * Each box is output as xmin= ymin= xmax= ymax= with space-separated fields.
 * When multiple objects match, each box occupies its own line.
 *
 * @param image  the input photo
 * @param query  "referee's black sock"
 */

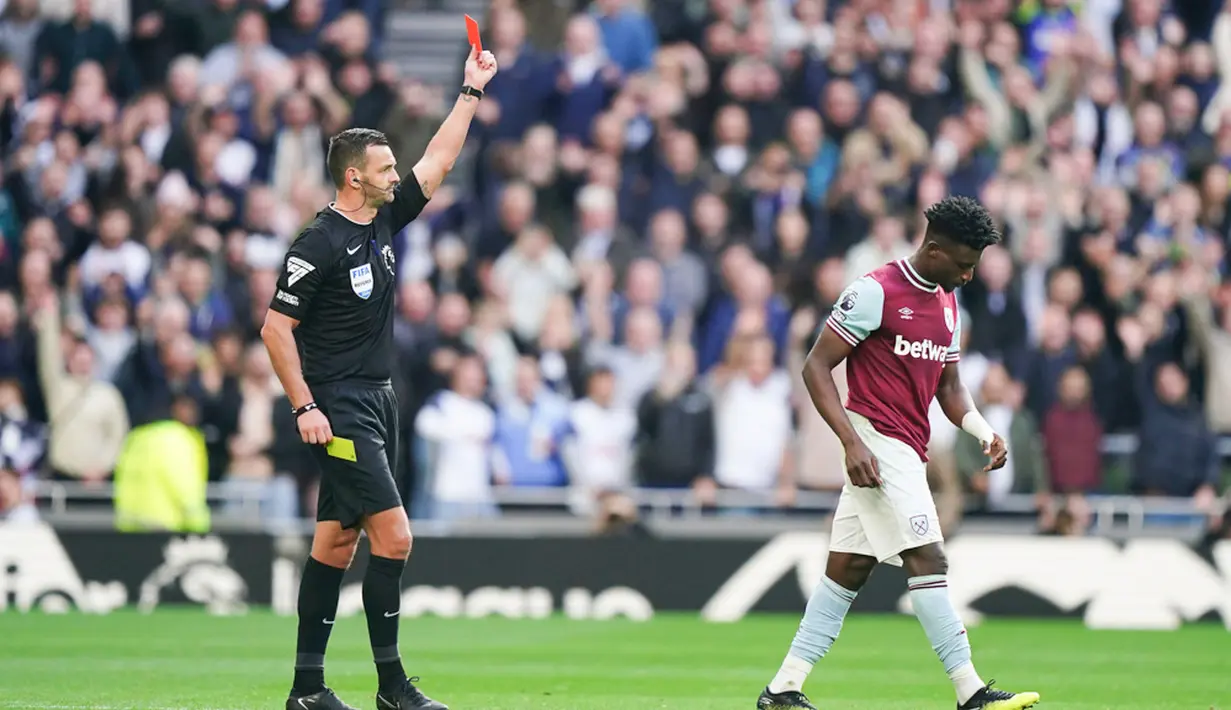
xmin=364 ymin=554 xmax=408 ymax=691
xmin=292 ymin=556 xmax=346 ymax=696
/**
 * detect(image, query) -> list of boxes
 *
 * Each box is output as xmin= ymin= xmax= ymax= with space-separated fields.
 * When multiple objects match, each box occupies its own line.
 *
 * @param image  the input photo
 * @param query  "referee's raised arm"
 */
xmin=405 ymin=46 xmax=499 ymax=213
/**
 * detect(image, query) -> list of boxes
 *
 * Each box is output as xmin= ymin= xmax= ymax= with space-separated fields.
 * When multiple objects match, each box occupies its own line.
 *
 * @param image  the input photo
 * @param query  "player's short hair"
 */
xmin=923 ymin=196 xmax=1001 ymax=251
xmin=326 ymin=128 xmax=390 ymax=188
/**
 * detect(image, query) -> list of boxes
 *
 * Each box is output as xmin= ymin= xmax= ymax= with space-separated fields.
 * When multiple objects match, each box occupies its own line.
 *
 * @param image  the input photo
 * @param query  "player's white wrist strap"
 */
xmin=961 ymin=411 xmax=996 ymax=445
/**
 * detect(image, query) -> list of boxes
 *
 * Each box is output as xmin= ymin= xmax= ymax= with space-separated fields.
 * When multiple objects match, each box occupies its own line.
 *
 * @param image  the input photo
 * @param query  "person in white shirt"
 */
xmin=563 ymin=366 xmax=637 ymax=517
xmin=492 ymin=224 xmax=578 ymax=343
xmin=413 ymin=355 xmax=500 ymax=520
xmin=712 ymin=335 xmax=796 ymax=505
xmin=75 ymin=207 xmax=152 ymax=296
xmin=587 ymin=307 xmax=666 ymax=410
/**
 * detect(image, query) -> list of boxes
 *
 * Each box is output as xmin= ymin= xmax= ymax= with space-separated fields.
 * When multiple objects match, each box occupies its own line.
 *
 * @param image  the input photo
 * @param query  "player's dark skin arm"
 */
xmin=804 ymin=326 xmax=882 ymax=592
xmin=261 ymin=310 xmax=332 ymax=444
xmin=936 ymin=363 xmax=1007 ymax=471
xmin=802 ymin=327 xmax=882 ymax=487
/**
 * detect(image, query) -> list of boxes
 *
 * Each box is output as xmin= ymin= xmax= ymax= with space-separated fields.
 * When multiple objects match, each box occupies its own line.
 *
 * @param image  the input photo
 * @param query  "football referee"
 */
xmin=262 ymin=47 xmax=497 ymax=710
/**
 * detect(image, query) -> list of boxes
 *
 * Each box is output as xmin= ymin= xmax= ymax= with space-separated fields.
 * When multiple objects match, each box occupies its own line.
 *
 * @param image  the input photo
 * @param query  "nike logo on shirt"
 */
xmin=346 ymin=243 xmax=362 ymax=255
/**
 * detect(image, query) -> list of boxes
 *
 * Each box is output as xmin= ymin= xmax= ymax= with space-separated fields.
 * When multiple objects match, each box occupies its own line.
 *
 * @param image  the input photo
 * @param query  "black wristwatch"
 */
xmin=461 ymin=85 xmax=484 ymax=100
xmin=293 ymin=402 xmax=319 ymax=417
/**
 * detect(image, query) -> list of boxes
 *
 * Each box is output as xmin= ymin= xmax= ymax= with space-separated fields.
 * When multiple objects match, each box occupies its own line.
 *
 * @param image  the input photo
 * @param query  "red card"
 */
xmin=465 ymin=15 xmax=482 ymax=52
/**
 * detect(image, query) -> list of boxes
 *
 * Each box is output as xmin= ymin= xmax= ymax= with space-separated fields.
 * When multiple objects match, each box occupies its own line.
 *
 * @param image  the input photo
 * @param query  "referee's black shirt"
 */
xmin=269 ymin=181 xmax=429 ymax=387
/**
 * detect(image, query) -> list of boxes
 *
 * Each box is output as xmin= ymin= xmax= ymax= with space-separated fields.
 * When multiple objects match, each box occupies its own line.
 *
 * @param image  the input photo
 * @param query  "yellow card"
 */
xmin=325 ymin=436 xmax=357 ymax=462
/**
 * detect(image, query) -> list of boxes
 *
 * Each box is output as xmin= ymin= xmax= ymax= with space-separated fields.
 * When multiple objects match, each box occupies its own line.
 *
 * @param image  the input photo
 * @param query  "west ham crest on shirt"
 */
xmin=943 ymin=306 xmax=955 ymax=333
xmin=350 ymin=263 xmax=374 ymax=299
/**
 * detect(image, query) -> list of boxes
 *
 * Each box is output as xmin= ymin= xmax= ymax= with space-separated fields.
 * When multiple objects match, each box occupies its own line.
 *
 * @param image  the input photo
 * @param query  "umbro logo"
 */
xmin=898 ymin=307 xmax=914 ymax=320
xmin=287 ymin=256 xmax=315 ymax=286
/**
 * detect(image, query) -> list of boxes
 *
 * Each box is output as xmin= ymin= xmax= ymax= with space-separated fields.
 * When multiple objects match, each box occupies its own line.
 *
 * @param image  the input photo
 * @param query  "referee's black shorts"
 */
xmin=307 ymin=381 xmax=402 ymax=529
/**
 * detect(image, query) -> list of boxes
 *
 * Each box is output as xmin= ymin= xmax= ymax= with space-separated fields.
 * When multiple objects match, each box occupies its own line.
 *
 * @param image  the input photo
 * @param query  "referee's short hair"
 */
xmin=326 ymin=128 xmax=390 ymax=188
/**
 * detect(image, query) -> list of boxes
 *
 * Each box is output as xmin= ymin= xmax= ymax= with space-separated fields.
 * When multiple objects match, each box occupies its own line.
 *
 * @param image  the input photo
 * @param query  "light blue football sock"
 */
xmin=908 ymin=574 xmax=984 ymax=702
xmin=768 ymin=576 xmax=857 ymax=693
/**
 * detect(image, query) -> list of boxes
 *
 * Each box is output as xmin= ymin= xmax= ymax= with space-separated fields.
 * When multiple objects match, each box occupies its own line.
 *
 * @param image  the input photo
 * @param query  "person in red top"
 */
xmin=758 ymin=197 xmax=1039 ymax=710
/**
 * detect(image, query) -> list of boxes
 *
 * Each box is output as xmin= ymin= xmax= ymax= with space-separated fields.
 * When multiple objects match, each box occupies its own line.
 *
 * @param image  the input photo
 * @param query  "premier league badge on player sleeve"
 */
xmin=350 ymin=263 xmax=374 ymax=299
xmin=832 ymin=288 xmax=857 ymax=323
xmin=943 ymin=307 xmax=955 ymax=333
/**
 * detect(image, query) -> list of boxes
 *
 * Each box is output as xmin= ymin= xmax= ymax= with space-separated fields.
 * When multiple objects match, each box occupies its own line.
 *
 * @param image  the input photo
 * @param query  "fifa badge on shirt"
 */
xmin=350 ymin=263 xmax=374 ymax=299
xmin=943 ymin=307 xmax=955 ymax=333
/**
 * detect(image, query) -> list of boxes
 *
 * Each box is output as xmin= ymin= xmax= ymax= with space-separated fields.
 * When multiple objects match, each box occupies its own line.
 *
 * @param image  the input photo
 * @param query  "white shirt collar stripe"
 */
xmin=896 ymin=259 xmax=938 ymax=292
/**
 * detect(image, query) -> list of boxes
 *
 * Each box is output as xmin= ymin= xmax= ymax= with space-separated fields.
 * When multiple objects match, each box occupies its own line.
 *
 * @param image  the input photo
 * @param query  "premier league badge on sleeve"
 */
xmin=380 ymin=244 xmax=396 ymax=275
xmin=832 ymin=288 xmax=858 ymax=323
xmin=943 ymin=306 xmax=955 ymax=333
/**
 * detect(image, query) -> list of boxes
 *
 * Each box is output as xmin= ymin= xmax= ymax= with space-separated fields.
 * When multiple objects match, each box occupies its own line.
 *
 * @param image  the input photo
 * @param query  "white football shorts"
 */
xmin=828 ymin=410 xmax=944 ymax=566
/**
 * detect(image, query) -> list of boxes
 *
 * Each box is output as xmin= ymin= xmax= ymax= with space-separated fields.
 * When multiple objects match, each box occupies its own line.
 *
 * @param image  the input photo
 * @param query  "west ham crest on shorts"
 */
xmin=943 ymin=307 xmax=955 ymax=333
xmin=350 ymin=263 xmax=374 ymax=299
xmin=910 ymin=514 xmax=929 ymax=536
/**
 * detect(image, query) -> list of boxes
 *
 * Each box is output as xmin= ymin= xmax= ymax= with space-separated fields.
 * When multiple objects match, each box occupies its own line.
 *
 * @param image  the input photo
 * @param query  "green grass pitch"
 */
xmin=0 ymin=610 xmax=1227 ymax=709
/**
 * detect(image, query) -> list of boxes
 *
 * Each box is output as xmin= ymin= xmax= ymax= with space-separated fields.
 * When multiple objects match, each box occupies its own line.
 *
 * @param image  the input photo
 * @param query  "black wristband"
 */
xmin=293 ymin=402 xmax=319 ymax=417
xmin=461 ymin=85 xmax=483 ymax=100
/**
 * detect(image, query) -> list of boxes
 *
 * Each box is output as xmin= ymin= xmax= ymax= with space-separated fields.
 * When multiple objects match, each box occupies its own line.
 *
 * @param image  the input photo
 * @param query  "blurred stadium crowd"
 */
xmin=0 ymin=0 xmax=1228 ymax=537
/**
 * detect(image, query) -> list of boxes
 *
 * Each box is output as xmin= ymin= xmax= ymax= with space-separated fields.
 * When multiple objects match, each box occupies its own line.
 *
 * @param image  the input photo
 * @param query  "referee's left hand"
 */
xmin=299 ymin=408 xmax=333 ymax=445
xmin=464 ymin=46 xmax=498 ymax=90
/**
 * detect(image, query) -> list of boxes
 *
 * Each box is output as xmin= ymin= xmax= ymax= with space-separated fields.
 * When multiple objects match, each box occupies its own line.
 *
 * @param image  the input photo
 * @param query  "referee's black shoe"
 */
xmin=376 ymin=677 xmax=448 ymax=710
xmin=286 ymin=688 xmax=359 ymax=710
